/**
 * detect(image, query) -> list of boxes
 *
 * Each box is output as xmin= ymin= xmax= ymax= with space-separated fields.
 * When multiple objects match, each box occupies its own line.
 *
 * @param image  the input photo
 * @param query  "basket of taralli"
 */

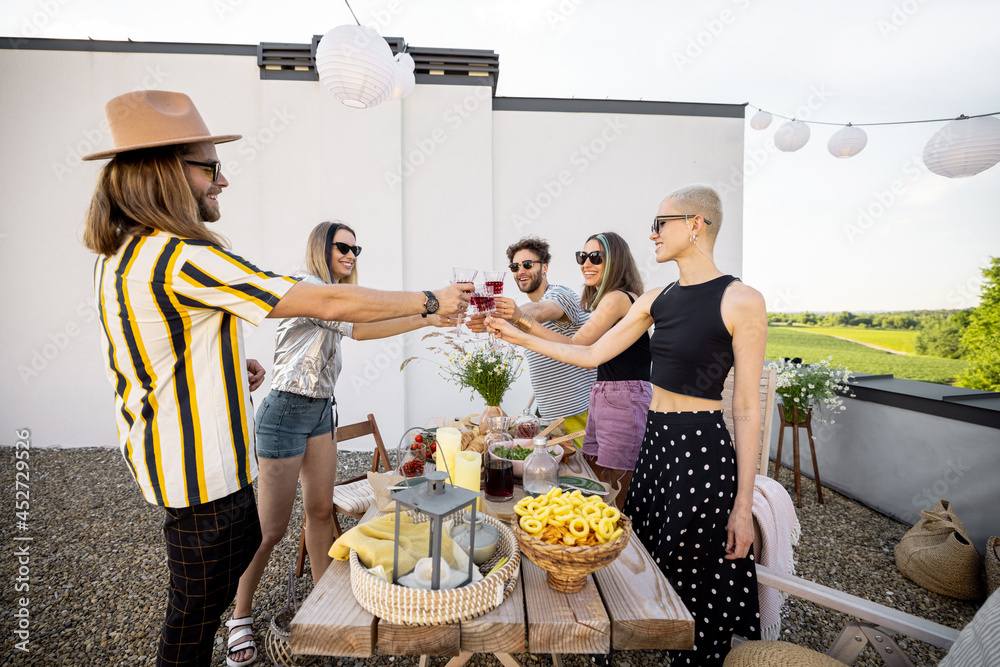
xmin=348 ymin=513 xmax=521 ymax=625
xmin=511 ymin=488 xmax=631 ymax=593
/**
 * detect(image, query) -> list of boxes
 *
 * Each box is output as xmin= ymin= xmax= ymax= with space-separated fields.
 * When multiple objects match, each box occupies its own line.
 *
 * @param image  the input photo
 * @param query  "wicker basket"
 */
xmin=348 ymin=513 xmax=521 ymax=625
xmin=512 ymin=514 xmax=632 ymax=593
xmin=264 ymin=565 xmax=317 ymax=666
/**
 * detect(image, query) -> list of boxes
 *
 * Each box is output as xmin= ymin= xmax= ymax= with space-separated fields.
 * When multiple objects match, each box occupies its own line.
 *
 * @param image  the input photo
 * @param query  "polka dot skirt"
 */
xmin=623 ymin=410 xmax=761 ymax=666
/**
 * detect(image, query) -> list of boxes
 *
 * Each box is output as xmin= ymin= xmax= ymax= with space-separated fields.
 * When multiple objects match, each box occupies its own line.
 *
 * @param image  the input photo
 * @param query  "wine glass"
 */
xmin=482 ymin=271 xmax=505 ymax=347
xmin=451 ymin=267 xmax=478 ymax=336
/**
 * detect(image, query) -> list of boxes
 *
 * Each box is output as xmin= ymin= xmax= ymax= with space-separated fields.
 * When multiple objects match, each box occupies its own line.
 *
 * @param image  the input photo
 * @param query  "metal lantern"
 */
xmin=750 ymin=110 xmax=773 ymax=130
xmin=390 ymin=52 xmax=416 ymax=100
xmin=391 ymin=471 xmax=479 ymax=590
xmin=774 ymin=120 xmax=811 ymax=152
xmin=315 ymin=25 xmax=396 ymax=109
xmin=922 ymin=115 xmax=1000 ymax=178
xmin=827 ymin=124 xmax=868 ymax=158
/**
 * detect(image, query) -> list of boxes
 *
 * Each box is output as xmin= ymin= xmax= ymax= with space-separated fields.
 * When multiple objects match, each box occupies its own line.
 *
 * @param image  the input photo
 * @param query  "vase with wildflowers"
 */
xmin=768 ymin=356 xmax=855 ymax=424
xmin=402 ymin=332 xmax=524 ymax=409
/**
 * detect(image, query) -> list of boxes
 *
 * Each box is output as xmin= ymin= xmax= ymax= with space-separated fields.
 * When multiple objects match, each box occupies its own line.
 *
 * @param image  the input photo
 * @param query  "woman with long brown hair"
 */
xmin=485 ymin=231 xmax=651 ymax=502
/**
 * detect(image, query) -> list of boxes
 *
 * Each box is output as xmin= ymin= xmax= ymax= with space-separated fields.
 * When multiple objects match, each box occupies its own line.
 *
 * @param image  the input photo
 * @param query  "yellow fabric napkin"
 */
xmin=329 ymin=512 xmax=462 ymax=576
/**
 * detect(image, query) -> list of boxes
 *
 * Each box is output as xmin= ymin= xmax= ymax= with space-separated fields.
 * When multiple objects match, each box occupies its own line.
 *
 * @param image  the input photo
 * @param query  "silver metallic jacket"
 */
xmin=269 ymin=274 xmax=354 ymax=398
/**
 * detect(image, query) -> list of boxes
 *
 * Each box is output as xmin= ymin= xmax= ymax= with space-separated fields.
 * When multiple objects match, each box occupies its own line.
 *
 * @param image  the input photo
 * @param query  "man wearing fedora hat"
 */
xmin=82 ymin=89 xmax=471 ymax=667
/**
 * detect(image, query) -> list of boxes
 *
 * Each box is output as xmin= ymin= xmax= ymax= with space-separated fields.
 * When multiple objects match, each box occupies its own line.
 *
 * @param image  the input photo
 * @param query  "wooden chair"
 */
xmin=720 ymin=366 xmax=777 ymax=476
xmin=294 ymin=413 xmax=393 ymax=577
xmin=730 ymin=565 xmax=961 ymax=665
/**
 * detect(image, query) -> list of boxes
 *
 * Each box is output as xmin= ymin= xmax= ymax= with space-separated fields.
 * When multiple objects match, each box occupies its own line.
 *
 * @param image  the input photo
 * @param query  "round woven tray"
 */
xmin=348 ymin=513 xmax=521 ymax=626
xmin=512 ymin=514 xmax=632 ymax=593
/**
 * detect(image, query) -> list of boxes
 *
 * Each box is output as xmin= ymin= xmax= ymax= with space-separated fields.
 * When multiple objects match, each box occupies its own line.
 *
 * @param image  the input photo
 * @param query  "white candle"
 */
xmin=454 ymin=450 xmax=482 ymax=500
xmin=435 ymin=427 xmax=463 ymax=483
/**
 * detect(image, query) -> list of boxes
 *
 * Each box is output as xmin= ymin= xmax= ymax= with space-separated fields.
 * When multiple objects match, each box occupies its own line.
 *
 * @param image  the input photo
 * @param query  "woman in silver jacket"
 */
xmin=227 ymin=221 xmax=450 ymax=666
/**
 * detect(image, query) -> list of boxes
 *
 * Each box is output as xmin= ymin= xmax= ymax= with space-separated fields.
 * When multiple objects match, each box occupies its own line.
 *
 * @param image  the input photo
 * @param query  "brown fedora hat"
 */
xmin=82 ymin=90 xmax=241 ymax=161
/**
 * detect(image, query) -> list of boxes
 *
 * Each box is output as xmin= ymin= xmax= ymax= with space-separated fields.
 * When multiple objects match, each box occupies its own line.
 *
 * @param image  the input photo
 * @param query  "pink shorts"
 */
xmin=582 ymin=380 xmax=653 ymax=471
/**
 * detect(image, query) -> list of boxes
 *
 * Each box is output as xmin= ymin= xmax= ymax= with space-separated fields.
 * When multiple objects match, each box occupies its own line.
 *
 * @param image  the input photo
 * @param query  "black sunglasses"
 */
xmin=575 ymin=250 xmax=605 ymax=265
xmin=185 ymin=160 xmax=222 ymax=181
xmin=331 ymin=240 xmax=362 ymax=257
xmin=651 ymin=214 xmax=713 ymax=234
xmin=509 ymin=260 xmax=542 ymax=272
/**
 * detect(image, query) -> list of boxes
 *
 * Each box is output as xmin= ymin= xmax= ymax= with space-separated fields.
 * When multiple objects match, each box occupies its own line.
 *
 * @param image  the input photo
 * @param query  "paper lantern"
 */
xmin=750 ymin=110 xmax=772 ymax=130
xmin=922 ymin=115 xmax=1000 ymax=178
xmin=315 ymin=25 xmax=395 ymax=109
xmin=774 ymin=120 xmax=811 ymax=152
xmin=827 ymin=125 xmax=868 ymax=158
xmin=390 ymin=52 xmax=416 ymax=100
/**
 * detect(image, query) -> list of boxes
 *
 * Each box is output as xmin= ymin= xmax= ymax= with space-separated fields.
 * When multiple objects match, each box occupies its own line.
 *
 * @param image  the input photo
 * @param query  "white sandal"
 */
xmin=225 ymin=616 xmax=257 ymax=667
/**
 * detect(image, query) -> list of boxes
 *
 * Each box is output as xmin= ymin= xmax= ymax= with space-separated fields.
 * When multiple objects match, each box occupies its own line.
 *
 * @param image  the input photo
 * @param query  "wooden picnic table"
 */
xmin=291 ymin=441 xmax=694 ymax=664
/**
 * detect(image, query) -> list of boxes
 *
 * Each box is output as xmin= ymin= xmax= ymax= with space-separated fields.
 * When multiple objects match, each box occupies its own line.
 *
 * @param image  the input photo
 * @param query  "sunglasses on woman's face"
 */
xmin=509 ymin=260 xmax=541 ymax=272
xmin=331 ymin=241 xmax=362 ymax=257
xmin=575 ymin=250 xmax=605 ymax=266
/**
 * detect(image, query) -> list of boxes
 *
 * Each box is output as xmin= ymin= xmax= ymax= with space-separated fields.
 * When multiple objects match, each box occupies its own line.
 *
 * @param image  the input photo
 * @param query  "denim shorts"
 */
xmin=582 ymin=380 xmax=653 ymax=470
xmin=255 ymin=390 xmax=333 ymax=459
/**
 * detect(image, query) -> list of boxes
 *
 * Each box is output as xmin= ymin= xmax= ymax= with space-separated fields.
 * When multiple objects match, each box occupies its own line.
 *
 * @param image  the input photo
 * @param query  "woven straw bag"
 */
xmin=895 ymin=500 xmax=984 ymax=600
xmin=264 ymin=565 xmax=317 ymax=666
xmin=723 ymin=640 xmax=844 ymax=666
xmin=512 ymin=514 xmax=631 ymax=593
xmin=347 ymin=513 xmax=521 ymax=625
xmin=987 ymin=536 xmax=1000 ymax=598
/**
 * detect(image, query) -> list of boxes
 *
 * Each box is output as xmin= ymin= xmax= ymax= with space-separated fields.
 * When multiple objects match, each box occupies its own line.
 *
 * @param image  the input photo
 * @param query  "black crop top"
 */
xmin=649 ymin=275 xmax=739 ymax=400
xmin=597 ymin=291 xmax=651 ymax=383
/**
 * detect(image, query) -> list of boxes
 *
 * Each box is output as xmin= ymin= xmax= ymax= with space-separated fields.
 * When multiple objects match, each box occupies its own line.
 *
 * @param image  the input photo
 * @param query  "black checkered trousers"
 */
xmin=156 ymin=485 xmax=261 ymax=666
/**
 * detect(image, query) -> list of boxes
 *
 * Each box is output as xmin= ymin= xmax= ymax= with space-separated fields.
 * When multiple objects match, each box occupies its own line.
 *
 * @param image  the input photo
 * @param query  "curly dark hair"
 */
xmin=505 ymin=236 xmax=552 ymax=264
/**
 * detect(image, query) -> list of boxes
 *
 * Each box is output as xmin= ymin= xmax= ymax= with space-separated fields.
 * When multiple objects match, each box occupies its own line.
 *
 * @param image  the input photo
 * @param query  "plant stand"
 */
xmin=773 ymin=404 xmax=824 ymax=508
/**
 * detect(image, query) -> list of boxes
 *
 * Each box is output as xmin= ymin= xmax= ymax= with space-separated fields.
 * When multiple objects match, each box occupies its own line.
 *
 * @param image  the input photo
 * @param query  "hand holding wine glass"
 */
xmin=451 ymin=268 xmax=478 ymax=335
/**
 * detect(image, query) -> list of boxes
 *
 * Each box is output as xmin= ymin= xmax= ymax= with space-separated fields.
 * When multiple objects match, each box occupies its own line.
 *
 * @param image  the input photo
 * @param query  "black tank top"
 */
xmin=649 ymin=275 xmax=739 ymax=400
xmin=597 ymin=291 xmax=651 ymax=383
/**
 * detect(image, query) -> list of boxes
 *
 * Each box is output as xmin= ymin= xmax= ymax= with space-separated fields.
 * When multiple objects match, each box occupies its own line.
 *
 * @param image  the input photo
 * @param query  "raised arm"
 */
xmin=351 ymin=313 xmax=450 ymax=341
xmin=517 ymin=290 xmax=634 ymax=346
xmin=490 ymin=287 xmax=658 ymax=369
xmin=268 ymin=281 xmax=471 ymax=323
xmin=722 ymin=282 xmax=768 ymax=561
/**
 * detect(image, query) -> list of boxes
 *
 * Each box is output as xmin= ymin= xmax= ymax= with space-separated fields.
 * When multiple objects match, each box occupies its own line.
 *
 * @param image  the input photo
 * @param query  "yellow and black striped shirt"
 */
xmin=94 ymin=231 xmax=298 ymax=508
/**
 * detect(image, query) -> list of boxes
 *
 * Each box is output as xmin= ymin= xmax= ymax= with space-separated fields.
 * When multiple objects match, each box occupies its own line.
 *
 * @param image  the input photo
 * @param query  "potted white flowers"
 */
xmin=768 ymin=356 xmax=854 ymax=425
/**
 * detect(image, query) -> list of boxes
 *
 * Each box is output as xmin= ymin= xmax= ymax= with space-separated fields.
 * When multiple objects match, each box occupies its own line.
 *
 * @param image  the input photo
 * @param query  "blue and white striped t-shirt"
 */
xmin=525 ymin=284 xmax=597 ymax=420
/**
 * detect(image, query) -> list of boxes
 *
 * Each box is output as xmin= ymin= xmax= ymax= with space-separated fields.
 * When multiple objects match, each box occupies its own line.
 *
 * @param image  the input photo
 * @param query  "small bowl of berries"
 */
xmin=399 ymin=429 xmax=437 ymax=478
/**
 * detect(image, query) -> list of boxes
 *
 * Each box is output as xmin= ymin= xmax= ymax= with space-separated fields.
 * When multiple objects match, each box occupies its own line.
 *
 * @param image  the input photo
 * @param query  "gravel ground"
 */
xmin=0 ymin=447 xmax=981 ymax=667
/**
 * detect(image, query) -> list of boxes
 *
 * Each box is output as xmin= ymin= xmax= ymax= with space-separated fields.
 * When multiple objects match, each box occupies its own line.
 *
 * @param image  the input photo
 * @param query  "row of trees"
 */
xmin=768 ymin=309 xmax=957 ymax=331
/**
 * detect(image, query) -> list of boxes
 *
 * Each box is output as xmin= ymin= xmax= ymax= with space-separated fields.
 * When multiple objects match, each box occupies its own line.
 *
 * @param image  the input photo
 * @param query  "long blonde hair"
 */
xmin=82 ymin=146 xmax=227 ymax=256
xmin=305 ymin=221 xmax=358 ymax=285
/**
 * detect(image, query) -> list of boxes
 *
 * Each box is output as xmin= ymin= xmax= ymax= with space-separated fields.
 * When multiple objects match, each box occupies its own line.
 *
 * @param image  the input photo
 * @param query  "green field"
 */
xmin=789 ymin=326 xmax=918 ymax=354
xmin=766 ymin=327 xmax=967 ymax=384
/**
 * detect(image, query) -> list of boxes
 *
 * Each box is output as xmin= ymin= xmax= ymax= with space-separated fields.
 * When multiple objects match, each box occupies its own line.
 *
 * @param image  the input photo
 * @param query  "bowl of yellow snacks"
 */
xmin=511 ymin=487 xmax=631 ymax=593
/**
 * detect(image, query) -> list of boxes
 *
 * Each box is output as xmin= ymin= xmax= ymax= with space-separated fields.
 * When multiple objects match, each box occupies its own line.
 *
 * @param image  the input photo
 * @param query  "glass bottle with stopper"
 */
xmin=522 ymin=435 xmax=559 ymax=496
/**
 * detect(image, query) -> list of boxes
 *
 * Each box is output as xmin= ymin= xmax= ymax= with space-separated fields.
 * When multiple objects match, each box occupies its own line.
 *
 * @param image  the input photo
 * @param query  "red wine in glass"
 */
xmin=485 ymin=457 xmax=514 ymax=500
xmin=470 ymin=294 xmax=490 ymax=311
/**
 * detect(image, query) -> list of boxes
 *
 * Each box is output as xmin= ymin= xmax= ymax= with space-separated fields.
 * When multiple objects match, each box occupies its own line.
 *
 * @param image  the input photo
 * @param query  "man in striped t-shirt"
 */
xmin=81 ymin=90 xmax=471 ymax=667
xmin=488 ymin=237 xmax=596 ymax=443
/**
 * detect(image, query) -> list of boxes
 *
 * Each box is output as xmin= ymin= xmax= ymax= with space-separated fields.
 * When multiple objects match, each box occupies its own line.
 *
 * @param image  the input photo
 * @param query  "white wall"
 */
xmin=0 ymin=44 xmax=744 ymax=453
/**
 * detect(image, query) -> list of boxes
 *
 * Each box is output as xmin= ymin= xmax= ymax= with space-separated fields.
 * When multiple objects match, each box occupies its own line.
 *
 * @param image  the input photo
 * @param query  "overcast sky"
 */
xmin=4 ymin=0 xmax=999 ymax=312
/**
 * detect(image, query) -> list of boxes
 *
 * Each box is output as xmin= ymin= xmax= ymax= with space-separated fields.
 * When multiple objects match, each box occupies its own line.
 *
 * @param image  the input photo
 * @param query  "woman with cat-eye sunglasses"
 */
xmin=233 ymin=220 xmax=452 ymax=638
